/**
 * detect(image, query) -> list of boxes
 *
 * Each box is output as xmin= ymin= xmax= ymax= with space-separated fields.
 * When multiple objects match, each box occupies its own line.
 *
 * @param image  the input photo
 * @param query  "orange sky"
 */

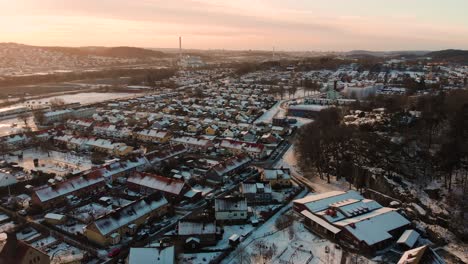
xmin=1 ymin=0 xmax=467 ymax=51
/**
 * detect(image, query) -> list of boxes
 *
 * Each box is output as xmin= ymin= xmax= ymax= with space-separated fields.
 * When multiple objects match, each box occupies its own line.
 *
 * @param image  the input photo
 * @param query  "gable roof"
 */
xmin=128 ymin=172 xmax=186 ymax=196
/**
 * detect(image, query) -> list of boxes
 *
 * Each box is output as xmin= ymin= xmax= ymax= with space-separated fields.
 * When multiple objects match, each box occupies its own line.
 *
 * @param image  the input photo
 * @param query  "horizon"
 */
xmin=1 ymin=41 xmax=463 ymax=53
xmin=1 ymin=0 xmax=468 ymax=51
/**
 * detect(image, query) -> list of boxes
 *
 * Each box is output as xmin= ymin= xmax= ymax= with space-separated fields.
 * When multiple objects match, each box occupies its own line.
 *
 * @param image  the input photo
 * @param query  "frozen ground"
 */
xmin=6 ymin=148 xmax=92 ymax=176
xmin=0 ymin=116 xmax=36 ymax=137
xmin=206 ymin=224 xmax=255 ymax=250
xmin=179 ymin=252 xmax=222 ymax=264
xmin=46 ymin=242 xmax=84 ymax=264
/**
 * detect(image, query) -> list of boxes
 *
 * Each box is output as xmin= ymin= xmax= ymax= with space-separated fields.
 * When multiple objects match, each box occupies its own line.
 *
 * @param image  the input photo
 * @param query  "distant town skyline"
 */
xmin=1 ymin=0 xmax=468 ymax=51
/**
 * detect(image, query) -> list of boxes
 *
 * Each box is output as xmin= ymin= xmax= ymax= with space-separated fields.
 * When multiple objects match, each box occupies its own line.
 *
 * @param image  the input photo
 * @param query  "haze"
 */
xmin=1 ymin=0 xmax=468 ymax=51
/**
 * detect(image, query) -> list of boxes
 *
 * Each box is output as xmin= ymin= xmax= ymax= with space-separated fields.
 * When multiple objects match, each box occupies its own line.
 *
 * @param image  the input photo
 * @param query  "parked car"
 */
xmin=107 ymin=248 xmax=121 ymax=258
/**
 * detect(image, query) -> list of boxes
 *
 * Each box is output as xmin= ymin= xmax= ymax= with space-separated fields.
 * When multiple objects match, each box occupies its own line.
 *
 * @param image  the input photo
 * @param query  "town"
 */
xmin=0 ymin=44 xmax=467 ymax=264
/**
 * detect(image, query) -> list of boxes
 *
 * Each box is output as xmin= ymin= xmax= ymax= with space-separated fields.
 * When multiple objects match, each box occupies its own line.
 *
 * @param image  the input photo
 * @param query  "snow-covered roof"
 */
xmin=178 ymin=221 xmax=216 ymax=236
xmin=295 ymin=190 xmax=364 ymax=213
xmin=219 ymin=139 xmax=264 ymax=154
xmin=300 ymin=210 xmax=340 ymax=234
xmin=34 ymin=174 xmax=105 ymax=203
xmin=397 ymin=229 xmax=420 ymax=248
xmin=127 ymin=172 xmax=186 ymax=196
xmin=288 ymin=104 xmax=330 ymax=112
xmin=241 ymin=182 xmax=272 ymax=194
xmin=210 ymin=154 xmax=251 ymax=176
xmin=90 ymin=197 xmax=168 ymax=236
xmin=45 ymin=213 xmax=66 ymax=221
xmin=263 ymin=168 xmax=291 ymax=180
xmin=215 ymin=198 xmax=248 ymax=212
xmin=128 ymin=246 xmax=175 ymax=264
xmin=337 ymin=208 xmax=410 ymax=246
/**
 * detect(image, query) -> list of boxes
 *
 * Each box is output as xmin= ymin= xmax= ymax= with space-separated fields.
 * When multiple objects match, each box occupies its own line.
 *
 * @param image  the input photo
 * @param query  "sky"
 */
xmin=0 ymin=0 xmax=467 ymax=51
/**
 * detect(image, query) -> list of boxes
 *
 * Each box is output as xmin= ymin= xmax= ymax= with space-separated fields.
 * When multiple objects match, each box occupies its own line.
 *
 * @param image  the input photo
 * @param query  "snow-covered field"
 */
xmin=47 ymin=242 xmax=84 ymax=264
xmin=6 ymin=148 xmax=92 ymax=176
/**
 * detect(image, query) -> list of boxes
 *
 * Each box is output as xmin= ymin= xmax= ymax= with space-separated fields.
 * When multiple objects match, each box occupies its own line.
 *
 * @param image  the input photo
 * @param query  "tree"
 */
xmin=17 ymin=112 xmax=29 ymax=125
xmin=33 ymin=110 xmax=46 ymax=125
xmin=0 ymin=141 xmax=9 ymax=158
xmin=49 ymin=98 xmax=66 ymax=109
xmin=91 ymin=151 xmax=106 ymax=165
xmin=289 ymin=84 xmax=298 ymax=99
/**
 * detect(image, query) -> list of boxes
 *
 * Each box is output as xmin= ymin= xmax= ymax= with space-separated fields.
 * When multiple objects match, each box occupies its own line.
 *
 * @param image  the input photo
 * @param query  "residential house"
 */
xmin=134 ymin=129 xmax=172 ymax=143
xmin=215 ymin=197 xmax=248 ymax=222
xmin=145 ymin=144 xmax=187 ymax=168
xmin=177 ymin=221 xmax=220 ymax=248
xmin=170 ymin=137 xmax=214 ymax=151
xmin=31 ymin=173 xmax=106 ymax=209
xmin=84 ymin=196 xmax=169 ymax=246
xmin=127 ymin=172 xmax=189 ymax=202
xmin=0 ymin=233 xmax=50 ymax=264
xmin=262 ymin=168 xmax=292 ymax=187
xmin=219 ymin=139 xmax=266 ymax=159
xmin=206 ymin=154 xmax=251 ymax=184
xmin=241 ymin=182 xmax=273 ymax=204
xmin=128 ymin=245 xmax=175 ymax=264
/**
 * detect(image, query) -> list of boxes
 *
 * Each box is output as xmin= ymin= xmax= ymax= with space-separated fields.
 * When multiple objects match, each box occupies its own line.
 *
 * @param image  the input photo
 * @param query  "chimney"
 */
xmin=179 ymin=36 xmax=182 ymax=59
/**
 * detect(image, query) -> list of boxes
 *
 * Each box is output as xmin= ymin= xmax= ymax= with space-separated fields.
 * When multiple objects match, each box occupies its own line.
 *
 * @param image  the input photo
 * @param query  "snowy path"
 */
xmin=254 ymin=100 xmax=285 ymax=124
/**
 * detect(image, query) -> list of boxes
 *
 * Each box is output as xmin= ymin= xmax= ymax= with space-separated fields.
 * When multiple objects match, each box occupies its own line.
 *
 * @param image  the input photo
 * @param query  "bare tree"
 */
xmin=18 ymin=112 xmax=29 ymax=125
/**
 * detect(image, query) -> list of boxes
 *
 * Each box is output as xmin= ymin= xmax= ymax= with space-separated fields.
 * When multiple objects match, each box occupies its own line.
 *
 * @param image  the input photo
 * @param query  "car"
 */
xmin=136 ymin=232 xmax=148 ymax=241
xmin=107 ymin=247 xmax=121 ymax=258
xmin=66 ymin=220 xmax=77 ymax=227
xmin=21 ymin=227 xmax=33 ymax=234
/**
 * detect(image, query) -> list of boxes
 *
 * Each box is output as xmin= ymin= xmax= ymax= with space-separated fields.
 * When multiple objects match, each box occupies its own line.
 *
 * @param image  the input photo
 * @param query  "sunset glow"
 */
xmin=1 ymin=0 xmax=468 ymax=50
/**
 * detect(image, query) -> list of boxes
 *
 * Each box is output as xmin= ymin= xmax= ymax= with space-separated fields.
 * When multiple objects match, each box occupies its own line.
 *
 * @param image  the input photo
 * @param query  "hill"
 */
xmin=0 ymin=43 xmax=169 ymax=76
xmin=42 ymin=46 xmax=166 ymax=58
xmin=426 ymin=49 xmax=468 ymax=64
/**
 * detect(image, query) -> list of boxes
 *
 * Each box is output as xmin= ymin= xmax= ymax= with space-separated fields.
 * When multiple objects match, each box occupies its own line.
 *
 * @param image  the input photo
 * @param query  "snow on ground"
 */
xmin=0 ymin=221 xmax=16 ymax=233
xmin=221 ymin=202 xmax=347 ymax=264
xmin=179 ymin=252 xmax=222 ymax=264
xmin=16 ymin=228 xmax=40 ymax=241
xmin=221 ymin=190 xmax=308 ymax=264
xmin=275 ymin=145 xmax=349 ymax=193
xmin=0 ymin=116 xmax=36 ymax=137
xmin=6 ymin=148 xmax=92 ymax=176
xmin=30 ymin=236 xmax=57 ymax=249
xmin=71 ymin=203 xmax=113 ymax=223
xmin=207 ymin=224 xmax=255 ymax=250
xmin=57 ymin=222 xmax=87 ymax=235
xmin=254 ymin=100 xmax=284 ymax=124
xmin=46 ymin=242 xmax=84 ymax=264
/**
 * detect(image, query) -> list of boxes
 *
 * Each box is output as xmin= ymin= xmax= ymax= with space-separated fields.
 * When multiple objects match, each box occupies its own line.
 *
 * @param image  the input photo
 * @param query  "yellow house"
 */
xmin=205 ymin=125 xmax=218 ymax=135
xmin=187 ymin=124 xmax=201 ymax=133
xmin=114 ymin=144 xmax=134 ymax=156
xmin=84 ymin=197 xmax=169 ymax=246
